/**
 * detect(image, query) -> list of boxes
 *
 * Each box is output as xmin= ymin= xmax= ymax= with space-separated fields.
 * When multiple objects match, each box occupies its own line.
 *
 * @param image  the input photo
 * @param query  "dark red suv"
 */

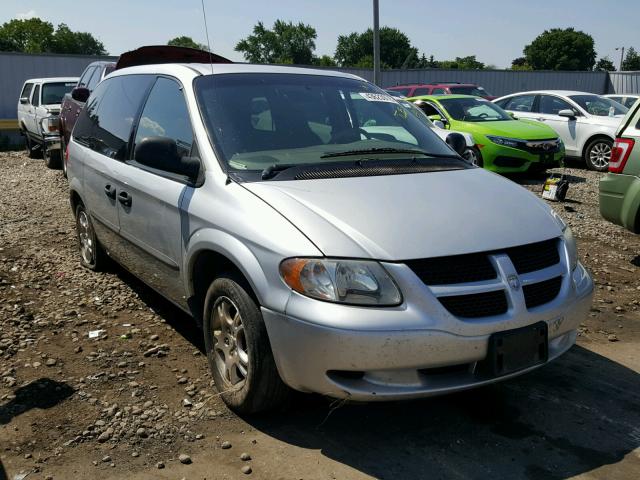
xmin=385 ymin=82 xmax=495 ymax=100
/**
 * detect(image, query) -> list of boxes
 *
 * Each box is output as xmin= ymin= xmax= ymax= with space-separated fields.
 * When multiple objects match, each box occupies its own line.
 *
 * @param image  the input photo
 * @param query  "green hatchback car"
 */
xmin=408 ymin=95 xmax=564 ymax=173
xmin=599 ymin=100 xmax=640 ymax=233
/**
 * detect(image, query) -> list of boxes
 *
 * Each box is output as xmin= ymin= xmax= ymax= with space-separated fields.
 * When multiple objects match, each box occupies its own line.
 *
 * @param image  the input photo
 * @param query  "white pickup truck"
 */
xmin=17 ymin=77 xmax=78 ymax=168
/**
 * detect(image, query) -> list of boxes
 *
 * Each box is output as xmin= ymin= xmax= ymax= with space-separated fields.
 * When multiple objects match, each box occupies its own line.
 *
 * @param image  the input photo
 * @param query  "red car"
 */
xmin=386 ymin=82 xmax=496 ymax=100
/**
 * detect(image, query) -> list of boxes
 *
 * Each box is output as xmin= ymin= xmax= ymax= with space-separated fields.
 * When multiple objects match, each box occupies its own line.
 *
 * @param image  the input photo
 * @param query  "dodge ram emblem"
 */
xmin=507 ymin=274 xmax=521 ymax=290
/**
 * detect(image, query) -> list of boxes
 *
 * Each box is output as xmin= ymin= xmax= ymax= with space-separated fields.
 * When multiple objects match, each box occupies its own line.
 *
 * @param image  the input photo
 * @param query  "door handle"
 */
xmin=117 ymin=191 xmax=132 ymax=207
xmin=537 ymin=117 xmax=546 ymax=121
xmin=104 ymin=184 xmax=116 ymax=199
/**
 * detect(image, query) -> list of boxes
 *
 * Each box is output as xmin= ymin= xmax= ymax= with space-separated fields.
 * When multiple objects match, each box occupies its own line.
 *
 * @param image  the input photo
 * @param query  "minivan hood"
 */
xmin=245 ymin=169 xmax=561 ymax=260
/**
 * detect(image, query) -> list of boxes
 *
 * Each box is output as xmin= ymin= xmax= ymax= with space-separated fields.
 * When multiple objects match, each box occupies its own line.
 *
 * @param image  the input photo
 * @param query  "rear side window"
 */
xmin=431 ymin=88 xmax=446 ymax=95
xmin=32 ymin=85 xmax=41 ymax=106
xmin=133 ymin=77 xmax=194 ymax=167
xmin=503 ymin=94 xmax=536 ymax=112
xmin=390 ymin=88 xmax=411 ymax=96
xmin=78 ymin=66 xmax=96 ymax=88
xmin=412 ymin=88 xmax=431 ymax=96
xmin=73 ymin=75 xmax=154 ymax=159
xmin=20 ymin=83 xmax=33 ymax=101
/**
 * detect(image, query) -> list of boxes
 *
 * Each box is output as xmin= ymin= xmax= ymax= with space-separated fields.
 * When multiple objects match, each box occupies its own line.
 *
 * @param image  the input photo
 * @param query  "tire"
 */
xmin=75 ymin=203 xmax=107 ymax=271
xmin=24 ymin=134 xmax=39 ymax=159
xmin=463 ymin=147 xmax=483 ymax=167
xmin=584 ymin=137 xmax=612 ymax=172
xmin=43 ymin=144 xmax=62 ymax=169
xmin=61 ymin=136 xmax=68 ymax=178
xmin=203 ymin=274 xmax=290 ymax=414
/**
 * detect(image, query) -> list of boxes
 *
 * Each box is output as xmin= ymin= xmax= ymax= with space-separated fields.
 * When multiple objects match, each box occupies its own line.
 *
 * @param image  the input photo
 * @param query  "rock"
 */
xmin=240 ymin=452 xmax=251 ymax=461
xmin=178 ymin=453 xmax=192 ymax=464
xmin=221 ymin=441 xmax=232 ymax=449
xmin=97 ymin=431 xmax=111 ymax=443
xmin=102 ymin=455 xmax=111 ymax=463
xmin=241 ymin=465 xmax=252 ymax=474
xmin=182 ymin=398 xmax=193 ymax=408
xmin=608 ymin=334 xmax=619 ymax=342
xmin=45 ymin=358 xmax=57 ymax=367
xmin=136 ymin=427 xmax=148 ymax=438
xmin=156 ymin=461 xmax=165 ymax=469
xmin=177 ymin=377 xmax=188 ymax=384
xmin=131 ymin=452 xmax=139 ymax=457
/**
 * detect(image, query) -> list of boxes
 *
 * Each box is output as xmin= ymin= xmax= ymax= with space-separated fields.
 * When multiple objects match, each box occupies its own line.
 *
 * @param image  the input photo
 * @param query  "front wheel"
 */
xmin=463 ymin=147 xmax=483 ymax=167
xmin=43 ymin=144 xmax=61 ymax=169
xmin=203 ymin=274 xmax=290 ymax=414
xmin=584 ymin=138 xmax=612 ymax=172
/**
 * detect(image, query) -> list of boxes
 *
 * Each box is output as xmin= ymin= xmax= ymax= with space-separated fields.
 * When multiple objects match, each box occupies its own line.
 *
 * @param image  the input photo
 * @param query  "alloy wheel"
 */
xmin=77 ymin=210 xmax=95 ymax=265
xmin=212 ymin=296 xmax=249 ymax=387
xmin=589 ymin=142 xmax=611 ymax=169
xmin=463 ymin=148 xmax=479 ymax=166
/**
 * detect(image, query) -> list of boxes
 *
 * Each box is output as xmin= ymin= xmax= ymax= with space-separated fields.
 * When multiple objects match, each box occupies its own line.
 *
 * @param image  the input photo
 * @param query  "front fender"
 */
xmin=184 ymin=229 xmax=295 ymax=313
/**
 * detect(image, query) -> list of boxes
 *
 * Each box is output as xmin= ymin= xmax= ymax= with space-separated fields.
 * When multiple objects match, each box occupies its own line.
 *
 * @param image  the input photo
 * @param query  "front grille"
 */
xmin=523 ymin=276 xmax=562 ymax=309
xmin=506 ymin=239 xmax=559 ymax=274
xmin=522 ymin=139 xmax=561 ymax=154
xmin=493 ymin=156 xmax=527 ymax=167
xmin=405 ymin=253 xmax=496 ymax=286
xmin=438 ymin=290 xmax=508 ymax=318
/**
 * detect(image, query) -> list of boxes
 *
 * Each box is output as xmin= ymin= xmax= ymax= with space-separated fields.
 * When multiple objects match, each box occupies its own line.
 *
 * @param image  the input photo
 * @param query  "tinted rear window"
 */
xmin=41 ymin=82 xmax=76 ymax=105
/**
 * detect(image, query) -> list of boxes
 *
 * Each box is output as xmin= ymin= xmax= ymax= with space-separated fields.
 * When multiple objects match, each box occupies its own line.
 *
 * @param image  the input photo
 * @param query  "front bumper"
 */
xmin=263 ymin=262 xmax=593 ymax=401
xmin=43 ymin=134 xmax=61 ymax=151
xmin=481 ymin=142 xmax=564 ymax=173
xmin=599 ymin=173 xmax=640 ymax=233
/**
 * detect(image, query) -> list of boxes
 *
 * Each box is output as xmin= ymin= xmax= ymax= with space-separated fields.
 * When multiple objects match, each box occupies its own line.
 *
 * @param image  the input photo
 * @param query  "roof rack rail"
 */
xmin=426 ymin=81 xmax=462 ymax=85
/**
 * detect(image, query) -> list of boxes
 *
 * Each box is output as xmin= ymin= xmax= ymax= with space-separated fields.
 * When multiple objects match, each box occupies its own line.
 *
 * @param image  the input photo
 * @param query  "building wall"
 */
xmin=606 ymin=72 xmax=640 ymax=94
xmin=0 ymin=52 xmax=116 ymax=124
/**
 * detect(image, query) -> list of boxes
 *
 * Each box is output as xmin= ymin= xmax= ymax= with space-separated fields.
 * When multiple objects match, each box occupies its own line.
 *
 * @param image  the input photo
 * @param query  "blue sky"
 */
xmin=2 ymin=0 xmax=639 ymax=68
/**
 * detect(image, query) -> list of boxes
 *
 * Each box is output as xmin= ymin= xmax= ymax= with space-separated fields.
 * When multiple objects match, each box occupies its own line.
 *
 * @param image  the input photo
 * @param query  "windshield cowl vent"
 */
xmin=293 ymin=164 xmax=461 ymax=180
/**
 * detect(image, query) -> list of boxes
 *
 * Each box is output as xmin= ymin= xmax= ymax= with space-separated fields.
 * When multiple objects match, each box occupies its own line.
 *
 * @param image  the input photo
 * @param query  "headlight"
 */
xmin=41 ymin=117 xmax=59 ymax=134
xmin=280 ymin=258 xmax=402 ymax=306
xmin=551 ymin=210 xmax=578 ymax=271
xmin=486 ymin=135 xmax=521 ymax=148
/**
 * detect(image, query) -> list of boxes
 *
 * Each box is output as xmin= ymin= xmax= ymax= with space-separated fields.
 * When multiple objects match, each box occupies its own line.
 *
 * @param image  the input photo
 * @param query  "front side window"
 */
xmin=194 ymin=73 xmax=454 ymax=175
xmin=41 ymin=82 xmax=76 ymax=105
xmin=431 ymin=88 xmax=446 ymax=95
xmin=438 ymin=97 xmax=511 ymax=122
xmin=20 ymin=83 xmax=33 ymax=102
xmin=624 ymin=97 xmax=639 ymax=109
xmin=389 ymin=87 xmax=411 ymax=96
xmin=78 ymin=67 xmax=96 ymax=88
xmin=31 ymin=85 xmax=41 ymax=106
xmin=568 ymin=95 xmax=628 ymax=117
xmin=503 ymin=95 xmax=536 ymax=112
xmin=75 ymin=75 xmax=154 ymax=159
xmin=133 ymin=77 xmax=194 ymax=168
xmin=539 ymin=95 xmax=575 ymax=116
xmin=412 ymin=87 xmax=431 ymax=96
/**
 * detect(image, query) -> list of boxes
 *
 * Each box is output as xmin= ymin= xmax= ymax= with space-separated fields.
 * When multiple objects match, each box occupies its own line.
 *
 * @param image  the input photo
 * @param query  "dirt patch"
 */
xmin=1 ymin=152 xmax=638 ymax=479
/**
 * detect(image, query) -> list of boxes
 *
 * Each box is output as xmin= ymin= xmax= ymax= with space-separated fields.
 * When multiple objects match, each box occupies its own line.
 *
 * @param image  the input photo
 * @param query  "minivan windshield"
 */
xmin=41 ymin=81 xmax=76 ymax=105
xmin=194 ymin=73 xmax=456 ymax=173
xmin=568 ymin=95 xmax=628 ymax=117
xmin=449 ymin=86 xmax=491 ymax=97
xmin=438 ymin=97 xmax=511 ymax=122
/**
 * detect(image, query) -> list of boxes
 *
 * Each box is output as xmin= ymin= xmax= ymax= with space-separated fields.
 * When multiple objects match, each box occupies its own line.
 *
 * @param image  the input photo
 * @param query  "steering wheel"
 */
xmin=359 ymin=128 xmax=373 ymax=139
xmin=478 ymin=113 xmax=489 ymax=119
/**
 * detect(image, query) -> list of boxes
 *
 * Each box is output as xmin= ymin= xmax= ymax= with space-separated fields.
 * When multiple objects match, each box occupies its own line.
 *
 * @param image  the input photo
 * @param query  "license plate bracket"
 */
xmin=481 ymin=322 xmax=548 ymax=377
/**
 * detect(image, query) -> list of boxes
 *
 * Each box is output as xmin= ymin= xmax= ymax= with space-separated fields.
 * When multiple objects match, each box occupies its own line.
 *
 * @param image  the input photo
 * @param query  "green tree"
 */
xmin=235 ymin=20 xmax=317 ymax=65
xmin=167 ymin=36 xmax=208 ymax=51
xmin=313 ymin=54 xmax=337 ymax=67
xmin=523 ymin=28 xmax=596 ymax=70
xmin=52 ymin=23 xmax=106 ymax=55
xmin=511 ymin=56 xmax=532 ymax=70
xmin=622 ymin=47 xmax=640 ymax=71
xmin=334 ymin=27 xmax=419 ymax=69
xmin=0 ymin=18 xmax=106 ymax=54
xmin=0 ymin=18 xmax=54 ymax=53
xmin=438 ymin=55 xmax=485 ymax=70
xmin=595 ymin=56 xmax=616 ymax=72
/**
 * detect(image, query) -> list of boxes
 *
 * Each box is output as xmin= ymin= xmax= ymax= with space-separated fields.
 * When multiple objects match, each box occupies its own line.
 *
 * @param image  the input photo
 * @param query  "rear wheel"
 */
xmin=584 ymin=138 xmax=612 ymax=172
xmin=75 ymin=203 xmax=107 ymax=271
xmin=203 ymin=274 xmax=290 ymax=414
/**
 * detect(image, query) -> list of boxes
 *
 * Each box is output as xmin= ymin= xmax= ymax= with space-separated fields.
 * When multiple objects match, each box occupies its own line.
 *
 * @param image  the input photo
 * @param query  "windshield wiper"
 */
xmin=320 ymin=147 xmax=456 ymax=159
xmin=261 ymin=163 xmax=301 ymax=180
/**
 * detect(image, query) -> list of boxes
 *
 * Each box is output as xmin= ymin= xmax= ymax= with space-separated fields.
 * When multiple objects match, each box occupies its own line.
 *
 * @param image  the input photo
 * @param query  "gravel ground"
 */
xmin=1 ymin=151 xmax=639 ymax=480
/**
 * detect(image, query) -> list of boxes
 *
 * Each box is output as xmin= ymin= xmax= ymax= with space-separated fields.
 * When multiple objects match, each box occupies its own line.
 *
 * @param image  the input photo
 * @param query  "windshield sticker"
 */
xmin=359 ymin=92 xmax=398 ymax=104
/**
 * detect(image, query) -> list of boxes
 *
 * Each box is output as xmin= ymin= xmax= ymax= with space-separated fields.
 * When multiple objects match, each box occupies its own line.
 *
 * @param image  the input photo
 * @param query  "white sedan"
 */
xmin=604 ymin=94 xmax=640 ymax=109
xmin=494 ymin=91 xmax=628 ymax=171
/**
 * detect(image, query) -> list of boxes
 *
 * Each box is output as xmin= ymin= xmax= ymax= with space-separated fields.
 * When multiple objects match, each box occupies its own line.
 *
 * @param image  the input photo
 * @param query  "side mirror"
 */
xmin=71 ymin=87 xmax=90 ymax=103
xmin=428 ymin=114 xmax=444 ymax=123
xmin=433 ymin=120 xmax=446 ymax=129
xmin=558 ymin=109 xmax=576 ymax=119
xmin=446 ymin=132 xmax=467 ymax=156
xmin=134 ymin=136 xmax=200 ymax=179
xmin=19 ymin=97 xmax=29 ymax=105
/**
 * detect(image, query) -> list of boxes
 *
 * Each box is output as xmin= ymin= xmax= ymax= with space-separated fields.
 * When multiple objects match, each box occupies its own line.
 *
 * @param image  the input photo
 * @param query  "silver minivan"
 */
xmin=68 ymin=63 xmax=593 ymax=413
